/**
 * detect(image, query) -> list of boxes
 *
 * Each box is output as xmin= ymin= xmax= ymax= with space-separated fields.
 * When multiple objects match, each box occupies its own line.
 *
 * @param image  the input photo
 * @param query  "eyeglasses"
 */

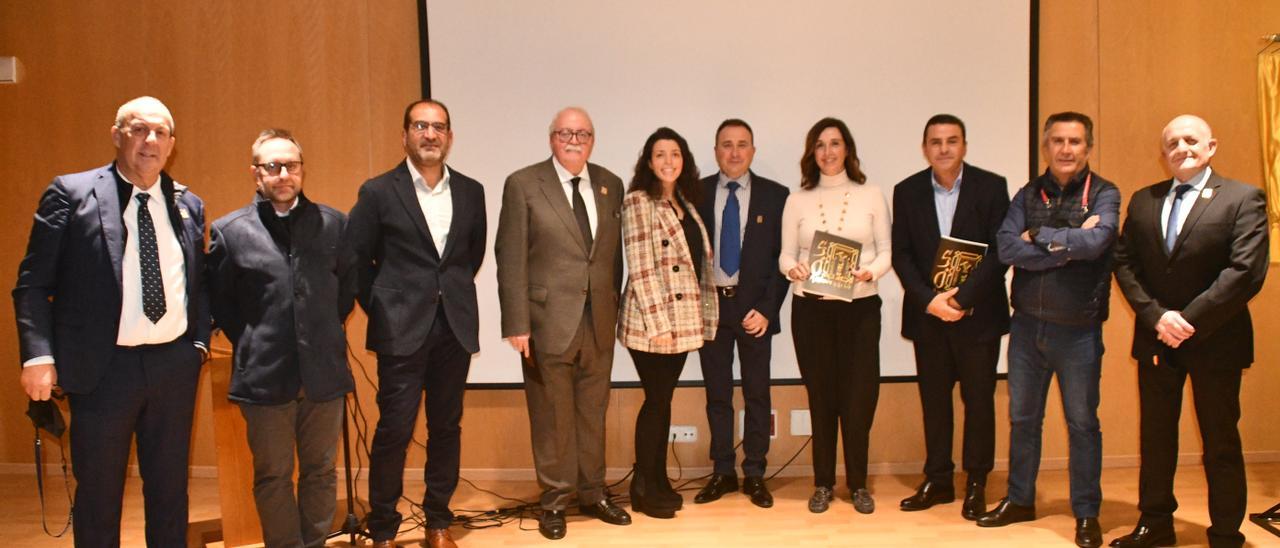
xmin=255 ymin=161 xmax=303 ymax=176
xmin=409 ymin=121 xmax=450 ymax=134
xmin=121 ymin=123 xmax=172 ymax=140
xmin=552 ymin=129 xmax=593 ymax=143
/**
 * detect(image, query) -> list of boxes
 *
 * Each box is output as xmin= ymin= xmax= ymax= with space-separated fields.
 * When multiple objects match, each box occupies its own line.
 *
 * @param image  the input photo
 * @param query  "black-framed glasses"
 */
xmin=409 ymin=121 xmax=450 ymax=134
xmin=255 ymin=161 xmax=303 ymax=176
xmin=552 ymin=129 xmax=593 ymax=143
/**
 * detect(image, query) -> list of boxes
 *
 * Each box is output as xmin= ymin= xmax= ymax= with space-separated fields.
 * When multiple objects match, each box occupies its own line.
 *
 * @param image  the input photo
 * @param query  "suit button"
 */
xmin=675 ymin=293 xmax=683 ymax=300
xmin=582 ymin=288 xmax=588 ymax=295
xmin=662 ymin=240 xmax=669 ymax=247
xmin=672 ymin=265 xmax=680 ymax=272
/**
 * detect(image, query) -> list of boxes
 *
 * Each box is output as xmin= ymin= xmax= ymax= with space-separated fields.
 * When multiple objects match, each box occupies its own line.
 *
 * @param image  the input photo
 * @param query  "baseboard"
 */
xmin=5 ymin=450 xmax=1279 ymax=479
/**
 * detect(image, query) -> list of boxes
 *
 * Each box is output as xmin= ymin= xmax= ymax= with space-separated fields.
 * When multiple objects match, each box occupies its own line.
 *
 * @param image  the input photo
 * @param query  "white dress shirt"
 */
xmin=117 ymin=177 xmax=189 ymax=346
xmin=552 ymin=156 xmax=598 ymax=237
xmin=1161 ymin=166 xmax=1211 ymax=240
xmin=407 ymin=160 xmax=453 ymax=255
xmin=712 ymin=171 xmax=752 ymax=286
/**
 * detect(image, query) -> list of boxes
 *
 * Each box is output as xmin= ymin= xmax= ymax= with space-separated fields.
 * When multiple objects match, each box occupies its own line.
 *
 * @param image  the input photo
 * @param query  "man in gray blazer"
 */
xmin=495 ymin=107 xmax=629 ymax=540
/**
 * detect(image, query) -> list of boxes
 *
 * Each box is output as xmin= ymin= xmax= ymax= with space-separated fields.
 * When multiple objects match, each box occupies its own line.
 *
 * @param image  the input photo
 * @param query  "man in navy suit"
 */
xmin=693 ymin=119 xmax=789 ymax=508
xmin=346 ymin=99 xmax=487 ymax=548
xmin=1110 ymin=115 xmax=1268 ymax=548
xmin=208 ymin=129 xmax=356 ymax=548
xmin=891 ymin=114 xmax=1010 ymax=520
xmin=13 ymin=96 xmax=211 ymax=547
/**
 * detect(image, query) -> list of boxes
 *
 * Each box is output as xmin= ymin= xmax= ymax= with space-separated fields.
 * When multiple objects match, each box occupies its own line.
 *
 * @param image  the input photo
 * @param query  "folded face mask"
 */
xmin=27 ymin=399 xmax=66 ymax=438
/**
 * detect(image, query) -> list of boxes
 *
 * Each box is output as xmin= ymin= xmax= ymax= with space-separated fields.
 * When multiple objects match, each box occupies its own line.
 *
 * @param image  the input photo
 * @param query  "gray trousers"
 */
xmin=239 ymin=396 xmax=343 ymax=548
xmin=522 ymin=315 xmax=614 ymax=510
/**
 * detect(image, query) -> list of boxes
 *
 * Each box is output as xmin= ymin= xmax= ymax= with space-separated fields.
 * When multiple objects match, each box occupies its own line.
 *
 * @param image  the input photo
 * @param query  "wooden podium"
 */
xmin=189 ymin=351 xmax=264 ymax=547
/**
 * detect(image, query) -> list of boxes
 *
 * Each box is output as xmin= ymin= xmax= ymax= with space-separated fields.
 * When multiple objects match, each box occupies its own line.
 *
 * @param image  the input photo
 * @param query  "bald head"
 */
xmin=1162 ymin=114 xmax=1217 ymax=182
xmin=548 ymin=107 xmax=595 ymax=174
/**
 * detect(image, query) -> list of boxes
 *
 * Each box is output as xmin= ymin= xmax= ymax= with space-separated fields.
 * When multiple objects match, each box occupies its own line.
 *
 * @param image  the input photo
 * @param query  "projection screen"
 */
xmin=421 ymin=0 xmax=1032 ymax=385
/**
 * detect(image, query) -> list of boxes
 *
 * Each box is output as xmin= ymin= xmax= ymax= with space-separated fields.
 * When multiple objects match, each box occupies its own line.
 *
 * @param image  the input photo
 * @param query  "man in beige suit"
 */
xmin=495 ymin=107 xmax=629 ymax=540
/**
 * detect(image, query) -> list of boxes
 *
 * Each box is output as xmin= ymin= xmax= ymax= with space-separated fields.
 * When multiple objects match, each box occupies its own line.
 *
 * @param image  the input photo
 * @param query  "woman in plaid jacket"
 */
xmin=618 ymin=127 xmax=718 ymax=518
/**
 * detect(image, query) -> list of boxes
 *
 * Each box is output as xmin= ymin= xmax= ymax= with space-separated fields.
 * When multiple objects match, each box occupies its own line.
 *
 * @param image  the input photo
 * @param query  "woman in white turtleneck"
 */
xmin=778 ymin=117 xmax=891 ymax=515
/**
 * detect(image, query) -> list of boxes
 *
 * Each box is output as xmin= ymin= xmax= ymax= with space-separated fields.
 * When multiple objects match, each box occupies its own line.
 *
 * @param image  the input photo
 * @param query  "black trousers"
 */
xmin=698 ymin=291 xmax=773 ymax=477
xmin=628 ymin=349 xmax=688 ymax=482
xmin=68 ymin=339 xmax=202 ymax=548
xmin=791 ymin=294 xmax=881 ymax=490
xmin=1137 ymin=356 xmax=1246 ymax=547
xmin=911 ymin=319 xmax=999 ymax=485
xmin=367 ymin=309 xmax=471 ymax=536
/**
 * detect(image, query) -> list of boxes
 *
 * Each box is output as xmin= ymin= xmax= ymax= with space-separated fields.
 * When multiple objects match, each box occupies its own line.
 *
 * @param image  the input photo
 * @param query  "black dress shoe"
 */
xmin=1108 ymin=524 xmax=1176 ymax=547
xmin=975 ymin=498 xmax=1035 ymax=527
xmin=742 ymin=476 xmax=773 ymax=508
xmin=899 ymin=480 xmax=956 ymax=511
xmin=580 ymin=499 xmax=632 ymax=526
xmin=538 ymin=510 xmax=566 ymax=540
xmin=694 ymin=473 xmax=739 ymax=504
xmin=961 ymin=481 xmax=986 ymax=521
xmin=1076 ymin=517 xmax=1102 ymax=547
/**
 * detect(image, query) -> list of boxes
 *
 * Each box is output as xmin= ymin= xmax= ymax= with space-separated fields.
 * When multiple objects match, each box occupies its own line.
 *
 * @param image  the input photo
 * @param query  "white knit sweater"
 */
xmin=778 ymin=171 xmax=892 ymax=299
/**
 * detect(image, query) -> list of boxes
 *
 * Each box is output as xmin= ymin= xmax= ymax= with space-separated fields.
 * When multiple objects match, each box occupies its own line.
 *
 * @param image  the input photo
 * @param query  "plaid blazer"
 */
xmin=617 ymin=189 xmax=718 ymax=354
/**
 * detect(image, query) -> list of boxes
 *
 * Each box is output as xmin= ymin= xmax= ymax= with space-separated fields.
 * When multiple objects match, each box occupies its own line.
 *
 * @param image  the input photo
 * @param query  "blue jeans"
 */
xmin=1005 ymin=313 xmax=1103 ymax=518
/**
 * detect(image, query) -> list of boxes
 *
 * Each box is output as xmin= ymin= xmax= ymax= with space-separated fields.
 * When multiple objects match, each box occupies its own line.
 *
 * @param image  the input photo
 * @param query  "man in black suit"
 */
xmin=692 ymin=119 xmax=789 ymax=508
xmin=13 ymin=96 xmax=210 ymax=547
xmin=346 ymin=99 xmax=487 ymax=548
xmin=891 ymin=114 xmax=1010 ymax=520
xmin=208 ymin=129 xmax=356 ymax=548
xmin=1110 ymin=115 xmax=1268 ymax=548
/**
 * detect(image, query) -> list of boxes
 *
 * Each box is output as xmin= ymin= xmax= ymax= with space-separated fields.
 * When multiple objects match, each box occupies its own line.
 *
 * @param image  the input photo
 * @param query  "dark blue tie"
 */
xmin=1164 ymin=183 xmax=1193 ymax=253
xmin=720 ymin=181 xmax=741 ymax=276
xmin=136 ymin=194 xmax=166 ymax=323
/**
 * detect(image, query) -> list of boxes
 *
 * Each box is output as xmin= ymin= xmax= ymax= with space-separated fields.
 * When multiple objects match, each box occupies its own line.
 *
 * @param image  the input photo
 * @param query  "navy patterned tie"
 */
xmin=1164 ymin=184 xmax=1193 ymax=253
xmin=720 ymin=181 xmax=741 ymax=276
xmin=136 ymin=194 xmax=166 ymax=323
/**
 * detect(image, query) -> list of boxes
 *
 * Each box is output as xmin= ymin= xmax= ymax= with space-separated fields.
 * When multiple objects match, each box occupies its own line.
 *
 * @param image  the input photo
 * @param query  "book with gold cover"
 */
xmin=931 ymin=235 xmax=987 ymax=291
xmin=801 ymin=230 xmax=861 ymax=302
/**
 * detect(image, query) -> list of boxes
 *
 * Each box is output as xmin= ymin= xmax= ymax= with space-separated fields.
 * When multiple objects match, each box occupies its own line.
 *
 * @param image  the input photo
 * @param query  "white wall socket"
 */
xmin=669 ymin=425 xmax=697 ymax=443
xmin=790 ymin=409 xmax=812 ymax=436
xmin=0 ymin=57 xmax=21 ymax=84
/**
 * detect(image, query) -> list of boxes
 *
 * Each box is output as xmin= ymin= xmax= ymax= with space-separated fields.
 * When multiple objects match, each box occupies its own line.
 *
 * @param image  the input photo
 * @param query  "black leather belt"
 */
xmin=717 ymin=286 xmax=737 ymax=298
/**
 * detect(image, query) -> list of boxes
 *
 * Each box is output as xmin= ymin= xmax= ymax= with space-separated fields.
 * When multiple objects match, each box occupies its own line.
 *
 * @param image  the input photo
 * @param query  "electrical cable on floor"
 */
xmin=342 ymin=340 xmax=817 ymax=536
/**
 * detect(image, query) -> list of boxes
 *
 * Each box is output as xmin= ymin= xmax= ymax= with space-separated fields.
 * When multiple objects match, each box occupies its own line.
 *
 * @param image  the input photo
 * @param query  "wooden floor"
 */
xmin=6 ymin=464 xmax=1280 ymax=547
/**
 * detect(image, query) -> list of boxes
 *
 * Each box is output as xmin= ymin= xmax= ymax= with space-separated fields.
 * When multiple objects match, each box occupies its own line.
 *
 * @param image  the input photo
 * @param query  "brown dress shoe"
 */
xmin=370 ymin=540 xmax=401 ymax=548
xmin=427 ymin=528 xmax=458 ymax=548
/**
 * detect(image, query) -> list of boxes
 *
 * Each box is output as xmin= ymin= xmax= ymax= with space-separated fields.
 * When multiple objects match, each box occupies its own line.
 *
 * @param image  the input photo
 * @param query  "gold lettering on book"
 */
xmin=932 ymin=249 xmax=984 ymax=290
xmin=811 ymin=240 xmax=861 ymax=290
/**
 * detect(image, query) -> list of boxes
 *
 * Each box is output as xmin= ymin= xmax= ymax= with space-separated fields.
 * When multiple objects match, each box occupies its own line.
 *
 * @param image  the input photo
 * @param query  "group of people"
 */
xmin=12 ymin=95 xmax=1267 ymax=548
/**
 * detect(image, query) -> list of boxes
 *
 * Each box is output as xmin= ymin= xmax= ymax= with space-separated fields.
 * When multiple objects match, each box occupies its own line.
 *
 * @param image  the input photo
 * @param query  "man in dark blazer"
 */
xmin=692 ymin=119 xmax=789 ymax=508
xmin=208 ymin=129 xmax=356 ymax=548
xmin=13 ymin=96 xmax=210 ymax=547
xmin=892 ymin=114 xmax=1011 ymax=520
xmin=495 ymin=107 xmax=630 ymax=540
xmin=346 ymin=99 xmax=486 ymax=548
xmin=1110 ymin=115 xmax=1268 ymax=548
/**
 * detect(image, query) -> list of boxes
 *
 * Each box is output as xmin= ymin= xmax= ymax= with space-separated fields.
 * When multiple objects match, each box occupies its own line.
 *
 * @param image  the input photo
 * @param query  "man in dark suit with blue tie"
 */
xmin=891 ymin=114 xmax=1010 ymax=520
xmin=346 ymin=99 xmax=487 ymax=548
xmin=1110 ymin=115 xmax=1268 ymax=548
xmin=14 ymin=96 xmax=211 ymax=547
xmin=693 ymin=119 xmax=790 ymax=508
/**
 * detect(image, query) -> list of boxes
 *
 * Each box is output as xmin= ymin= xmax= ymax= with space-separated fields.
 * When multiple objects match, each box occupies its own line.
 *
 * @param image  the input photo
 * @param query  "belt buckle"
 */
xmin=719 ymin=286 xmax=736 ymax=298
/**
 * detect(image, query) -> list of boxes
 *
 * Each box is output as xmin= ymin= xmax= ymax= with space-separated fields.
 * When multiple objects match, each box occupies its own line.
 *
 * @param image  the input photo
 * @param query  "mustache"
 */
xmin=562 ymin=144 xmax=585 ymax=153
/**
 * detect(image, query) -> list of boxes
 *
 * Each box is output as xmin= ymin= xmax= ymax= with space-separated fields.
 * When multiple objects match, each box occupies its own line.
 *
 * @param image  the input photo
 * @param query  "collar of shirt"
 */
xmin=274 ymin=196 xmax=300 ymax=218
xmin=552 ymin=155 xmax=591 ymax=186
xmin=930 ymin=165 xmax=964 ymax=196
xmin=1038 ymin=164 xmax=1090 ymax=197
xmin=1172 ymin=166 xmax=1212 ymax=194
xmin=406 ymin=159 xmax=452 ymax=195
xmin=718 ymin=170 xmax=752 ymax=190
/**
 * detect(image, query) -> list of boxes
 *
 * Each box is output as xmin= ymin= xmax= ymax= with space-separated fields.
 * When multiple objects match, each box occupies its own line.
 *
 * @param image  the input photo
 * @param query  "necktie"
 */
xmin=570 ymin=177 xmax=593 ymax=249
xmin=720 ymin=181 xmax=741 ymax=276
xmin=135 ymin=194 xmax=167 ymax=323
xmin=1164 ymin=183 xmax=1193 ymax=253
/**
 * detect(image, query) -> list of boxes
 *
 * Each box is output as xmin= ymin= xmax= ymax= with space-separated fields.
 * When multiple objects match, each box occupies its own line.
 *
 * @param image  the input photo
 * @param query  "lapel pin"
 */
xmin=756 ymin=215 xmax=764 ymax=223
xmin=1202 ymin=188 xmax=1213 ymax=199
xmin=600 ymin=187 xmax=608 ymax=196
xmin=179 ymin=207 xmax=190 ymax=219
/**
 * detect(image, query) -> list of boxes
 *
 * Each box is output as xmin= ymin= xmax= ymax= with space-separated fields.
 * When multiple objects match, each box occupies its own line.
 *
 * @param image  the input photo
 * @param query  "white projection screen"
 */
xmin=423 ymin=0 xmax=1032 ymax=386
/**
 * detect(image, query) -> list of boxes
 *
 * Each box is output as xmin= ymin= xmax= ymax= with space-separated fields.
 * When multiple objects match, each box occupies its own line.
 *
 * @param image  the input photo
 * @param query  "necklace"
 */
xmin=817 ymin=187 xmax=850 ymax=233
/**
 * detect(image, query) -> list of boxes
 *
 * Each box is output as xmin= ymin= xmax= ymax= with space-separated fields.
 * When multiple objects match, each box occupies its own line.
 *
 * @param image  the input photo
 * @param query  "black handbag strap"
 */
xmin=34 ymin=428 xmax=73 ymax=537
